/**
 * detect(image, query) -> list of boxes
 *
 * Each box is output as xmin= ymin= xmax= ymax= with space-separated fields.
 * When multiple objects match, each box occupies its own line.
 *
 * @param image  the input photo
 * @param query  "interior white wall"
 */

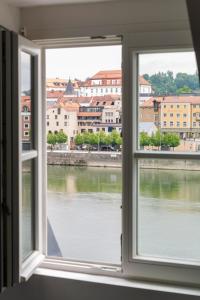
xmin=20 ymin=0 xmax=190 ymax=40
xmin=0 ymin=1 xmax=20 ymax=32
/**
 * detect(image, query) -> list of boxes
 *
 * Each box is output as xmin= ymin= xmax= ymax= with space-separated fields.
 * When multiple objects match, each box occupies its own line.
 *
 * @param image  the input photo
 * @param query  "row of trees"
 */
xmin=47 ymin=131 xmax=68 ymax=147
xmin=143 ymin=71 xmax=199 ymax=96
xmin=74 ymin=130 xmax=122 ymax=147
xmin=140 ymin=131 xmax=180 ymax=150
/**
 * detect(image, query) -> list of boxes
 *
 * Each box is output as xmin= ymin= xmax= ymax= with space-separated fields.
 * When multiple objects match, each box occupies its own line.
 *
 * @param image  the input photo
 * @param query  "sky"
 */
xmin=19 ymin=47 xmax=196 ymax=87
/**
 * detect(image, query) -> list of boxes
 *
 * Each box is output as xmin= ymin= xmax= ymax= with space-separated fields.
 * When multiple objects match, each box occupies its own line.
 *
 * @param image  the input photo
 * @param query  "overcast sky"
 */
xmin=45 ymin=46 xmax=198 ymax=81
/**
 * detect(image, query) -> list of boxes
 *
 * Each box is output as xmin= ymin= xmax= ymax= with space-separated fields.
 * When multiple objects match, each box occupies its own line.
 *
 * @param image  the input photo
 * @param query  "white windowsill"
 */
xmin=34 ymin=267 xmax=200 ymax=297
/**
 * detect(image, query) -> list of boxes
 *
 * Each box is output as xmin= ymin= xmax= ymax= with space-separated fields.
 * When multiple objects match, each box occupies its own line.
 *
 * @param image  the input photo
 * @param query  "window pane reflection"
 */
xmin=22 ymin=160 xmax=34 ymax=260
xmin=137 ymin=159 xmax=200 ymax=262
xmin=21 ymin=51 xmax=32 ymax=151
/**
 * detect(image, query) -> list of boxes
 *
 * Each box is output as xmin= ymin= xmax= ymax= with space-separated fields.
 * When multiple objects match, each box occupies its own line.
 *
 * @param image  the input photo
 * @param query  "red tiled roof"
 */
xmin=91 ymin=70 xmax=122 ymax=80
xmin=47 ymin=91 xmax=64 ymax=98
xmin=78 ymin=112 xmax=102 ymax=117
xmin=162 ymin=96 xmax=200 ymax=104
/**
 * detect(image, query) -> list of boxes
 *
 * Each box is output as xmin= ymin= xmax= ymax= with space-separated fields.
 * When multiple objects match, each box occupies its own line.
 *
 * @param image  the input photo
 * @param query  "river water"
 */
xmin=47 ymin=165 xmax=200 ymax=265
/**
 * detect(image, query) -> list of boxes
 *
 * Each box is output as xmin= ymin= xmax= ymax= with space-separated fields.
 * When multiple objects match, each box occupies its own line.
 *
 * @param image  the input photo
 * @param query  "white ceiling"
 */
xmin=5 ymin=0 xmax=117 ymax=8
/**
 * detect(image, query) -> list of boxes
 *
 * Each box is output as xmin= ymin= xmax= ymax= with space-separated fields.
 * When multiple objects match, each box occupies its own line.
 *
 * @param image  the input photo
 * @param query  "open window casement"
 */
xmin=0 ymin=28 xmax=44 ymax=291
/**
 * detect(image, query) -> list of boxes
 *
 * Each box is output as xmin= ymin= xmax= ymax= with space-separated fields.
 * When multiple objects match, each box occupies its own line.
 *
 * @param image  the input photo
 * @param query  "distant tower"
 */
xmin=64 ymin=78 xmax=75 ymax=96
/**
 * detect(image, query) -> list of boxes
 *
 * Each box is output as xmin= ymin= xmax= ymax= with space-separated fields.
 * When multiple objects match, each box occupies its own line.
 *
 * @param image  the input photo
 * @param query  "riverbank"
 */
xmin=47 ymin=151 xmax=200 ymax=171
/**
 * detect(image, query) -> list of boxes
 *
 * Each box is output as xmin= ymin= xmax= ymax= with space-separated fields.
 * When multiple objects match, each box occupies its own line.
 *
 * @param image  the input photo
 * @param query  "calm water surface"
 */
xmin=47 ymin=165 xmax=200 ymax=264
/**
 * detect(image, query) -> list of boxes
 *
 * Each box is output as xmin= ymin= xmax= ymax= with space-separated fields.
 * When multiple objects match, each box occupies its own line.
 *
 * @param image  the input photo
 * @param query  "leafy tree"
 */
xmin=150 ymin=131 xmax=164 ymax=149
xmin=47 ymin=132 xmax=57 ymax=149
xmin=56 ymin=131 xmax=68 ymax=144
xmin=140 ymin=132 xmax=151 ymax=147
xmin=89 ymin=132 xmax=99 ymax=145
xmin=176 ymin=85 xmax=192 ymax=95
xmin=163 ymin=133 xmax=180 ymax=150
xmin=75 ymin=133 xmax=84 ymax=145
xmin=110 ymin=130 xmax=122 ymax=146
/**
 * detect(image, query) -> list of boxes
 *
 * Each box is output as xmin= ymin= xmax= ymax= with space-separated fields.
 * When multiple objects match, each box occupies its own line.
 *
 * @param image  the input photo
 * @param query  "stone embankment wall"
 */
xmin=47 ymin=151 xmax=122 ymax=168
xmin=48 ymin=151 xmax=200 ymax=171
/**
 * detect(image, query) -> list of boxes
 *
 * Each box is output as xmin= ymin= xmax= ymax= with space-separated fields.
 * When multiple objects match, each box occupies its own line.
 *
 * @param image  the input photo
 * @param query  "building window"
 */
xmin=183 ymin=114 xmax=187 ymax=117
xmin=24 ymin=116 xmax=29 ymax=121
xmin=193 ymin=122 xmax=196 ymax=127
xmin=55 ymin=115 xmax=58 ymax=119
xmin=193 ymin=113 xmax=196 ymax=117
xmin=64 ymin=122 xmax=67 ymax=126
xmin=47 ymin=122 xmax=49 ymax=126
xmin=177 ymin=105 xmax=180 ymax=108
xmin=56 ymin=122 xmax=59 ymax=126
xmin=170 ymin=121 xmax=173 ymax=127
xmin=177 ymin=122 xmax=180 ymax=127
xmin=24 ymin=123 xmax=29 ymax=129
xmin=177 ymin=113 xmax=180 ymax=118
xmin=47 ymin=115 xmax=49 ymax=119
xmin=170 ymin=105 xmax=173 ymax=108
xmin=183 ymin=122 xmax=187 ymax=127
xmin=24 ymin=131 xmax=29 ymax=136
xmin=163 ymin=113 xmax=167 ymax=117
xmin=170 ymin=113 xmax=173 ymax=117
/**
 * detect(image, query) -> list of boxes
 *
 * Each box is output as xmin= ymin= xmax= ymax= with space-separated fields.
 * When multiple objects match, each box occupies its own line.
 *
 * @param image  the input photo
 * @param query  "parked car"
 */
xmin=100 ymin=145 xmax=115 ymax=151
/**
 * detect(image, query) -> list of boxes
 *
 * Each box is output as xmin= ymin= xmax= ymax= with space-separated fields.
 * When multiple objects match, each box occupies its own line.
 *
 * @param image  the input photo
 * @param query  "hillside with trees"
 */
xmin=143 ymin=72 xmax=200 ymax=96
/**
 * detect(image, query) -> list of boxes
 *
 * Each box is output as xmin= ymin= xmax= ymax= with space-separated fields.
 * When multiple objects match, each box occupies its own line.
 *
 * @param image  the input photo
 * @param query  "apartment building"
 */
xmin=140 ymin=97 xmax=162 ymax=128
xmin=47 ymin=103 xmax=79 ymax=147
xmin=77 ymin=106 xmax=103 ymax=133
xmin=161 ymin=96 xmax=200 ymax=138
xmin=21 ymin=96 xmax=31 ymax=149
xmin=79 ymin=70 xmax=152 ymax=100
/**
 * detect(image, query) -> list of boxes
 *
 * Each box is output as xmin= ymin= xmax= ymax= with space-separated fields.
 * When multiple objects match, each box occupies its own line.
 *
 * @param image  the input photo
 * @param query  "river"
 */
xmin=47 ymin=165 xmax=200 ymax=265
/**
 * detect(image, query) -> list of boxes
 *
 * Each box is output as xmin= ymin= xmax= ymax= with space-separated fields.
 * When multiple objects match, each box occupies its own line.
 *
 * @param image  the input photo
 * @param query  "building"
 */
xmin=79 ymin=70 xmax=152 ymax=101
xmin=47 ymin=102 xmax=79 ymax=147
xmin=21 ymin=96 xmax=31 ymax=150
xmin=161 ymin=96 xmax=200 ymax=138
xmin=140 ymin=97 xmax=162 ymax=128
xmin=77 ymin=106 xmax=103 ymax=133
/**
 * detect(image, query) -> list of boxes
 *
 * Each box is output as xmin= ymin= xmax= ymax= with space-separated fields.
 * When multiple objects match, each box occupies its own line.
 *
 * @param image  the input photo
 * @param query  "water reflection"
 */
xmin=47 ymin=165 xmax=200 ymax=263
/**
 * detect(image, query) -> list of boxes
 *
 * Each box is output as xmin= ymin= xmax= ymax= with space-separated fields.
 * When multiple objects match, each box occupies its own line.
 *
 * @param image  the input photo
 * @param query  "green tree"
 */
xmin=88 ymin=132 xmax=99 ymax=145
xmin=150 ymin=131 xmax=164 ymax=149
xmin=75 ymin=133 xmax=84 ymax=145
xmin=110 ymin=130 xmax=122 ymax=146
xmin=176 ymin=85 xmax=192 ymax=95
xmin=140 ymin=132 xmax=151 ymax=147
xmin=163 ymin=133 xmax=180 ymax=150
xmin=56 ymin=131 xmax=68 ymax=144
xmin=47 ymin=132 xmax=57 ymax=150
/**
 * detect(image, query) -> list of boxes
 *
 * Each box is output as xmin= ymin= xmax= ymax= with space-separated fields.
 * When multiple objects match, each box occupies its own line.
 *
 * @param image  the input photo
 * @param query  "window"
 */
xmin=193 ymin=113 xmax=196 ymax=117
xmin=193 ymin=122 xmax=196 ymax=127
xmin=170 ymin=113 xmax=173 ymax=117
xmin=47 ymin=122 xmax=49 ymax=126
xmin=3 ymin=29 xmax=200 ymax=292
xmin=55 ymin=115 xmax=58 ymax=119
xmin=24 ymin=123 xmax=29 ymax=129
xmin=24 ymin=116 xmax=29 ymax=121
xmin=135 ymin=48 xmax=200 ymax=286
xmin=163 ymin=113 xmax=167 ymax=117
xmin=64 ymin=122 xmax=67 ymax=126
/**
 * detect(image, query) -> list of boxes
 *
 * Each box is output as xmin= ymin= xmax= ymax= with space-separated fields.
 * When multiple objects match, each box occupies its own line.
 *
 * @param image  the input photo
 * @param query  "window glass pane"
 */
xmin=22 ymin=160 xmax=34 ymax=260
xmin=21 ymin=51 xmax=33 ymax=151
xmin=137 ymin=159 xmax=200 ymax=262
xmin=138 ymin=51 xmax=200 ymax=153
xmin=46 ymin=45 xmax=122 ymax=264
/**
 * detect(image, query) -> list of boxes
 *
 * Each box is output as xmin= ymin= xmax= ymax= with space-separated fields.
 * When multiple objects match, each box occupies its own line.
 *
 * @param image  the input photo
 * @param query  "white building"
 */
xmin=47 ymin=103 xmax=79 ymax=148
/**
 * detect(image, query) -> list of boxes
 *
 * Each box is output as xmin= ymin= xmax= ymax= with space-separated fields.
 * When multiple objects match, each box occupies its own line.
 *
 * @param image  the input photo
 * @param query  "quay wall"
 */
xmin=47 ymin=151 xmax=200 ymax=171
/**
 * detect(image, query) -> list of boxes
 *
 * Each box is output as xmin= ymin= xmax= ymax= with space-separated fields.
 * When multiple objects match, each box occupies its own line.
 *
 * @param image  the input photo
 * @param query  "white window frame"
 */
xmin=122 ymin=32 xmax=200 ymax=286
xmin=30 ymin=32 xmax=200 ymax=287
xmin=18 ymin=36 xmax=44 ymax=281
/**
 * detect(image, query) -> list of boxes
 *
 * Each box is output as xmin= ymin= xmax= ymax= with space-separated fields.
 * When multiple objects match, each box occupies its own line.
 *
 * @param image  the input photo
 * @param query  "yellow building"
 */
xmin=160 ymin=96 xmax=200 ymax=138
